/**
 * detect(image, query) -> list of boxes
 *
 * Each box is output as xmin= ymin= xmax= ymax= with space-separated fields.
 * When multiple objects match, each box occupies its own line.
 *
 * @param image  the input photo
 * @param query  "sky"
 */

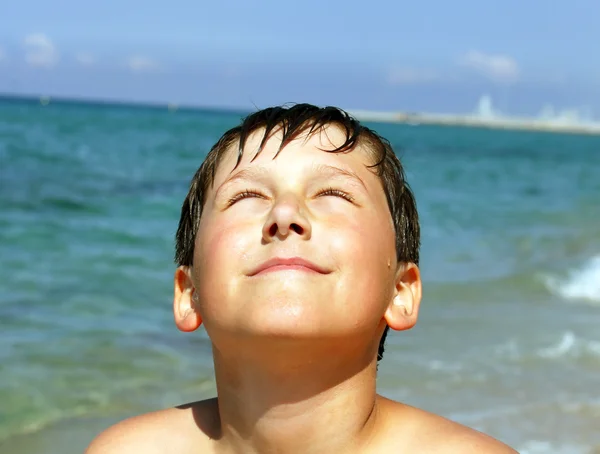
xmin=1 ymin=0 xmax=599 ymax=118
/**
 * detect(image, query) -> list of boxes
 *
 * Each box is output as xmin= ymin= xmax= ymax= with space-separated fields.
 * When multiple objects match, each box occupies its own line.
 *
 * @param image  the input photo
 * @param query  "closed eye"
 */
xmin=227 ymin=189 xmax=267 ymax=206
xmin=315 ymin=187 xmax=355 ymax=203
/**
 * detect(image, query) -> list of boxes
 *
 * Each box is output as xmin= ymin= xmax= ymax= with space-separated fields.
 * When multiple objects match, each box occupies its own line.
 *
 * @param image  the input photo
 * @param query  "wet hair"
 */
xmin=175 ymin=103 xmax=420 ymax=362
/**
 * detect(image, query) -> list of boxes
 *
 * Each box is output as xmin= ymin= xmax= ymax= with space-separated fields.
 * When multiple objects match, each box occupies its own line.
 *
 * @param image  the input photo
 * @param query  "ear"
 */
xmin=173 ymin=266 xmax=202 ymax=332
xmin=384 ymin=262 xmax=422 ymax=332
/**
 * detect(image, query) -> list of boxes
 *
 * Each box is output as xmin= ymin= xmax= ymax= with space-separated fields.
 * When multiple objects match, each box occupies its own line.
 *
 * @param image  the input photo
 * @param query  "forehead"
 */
xmin=212 ymin=124 xmax=377 ymax=186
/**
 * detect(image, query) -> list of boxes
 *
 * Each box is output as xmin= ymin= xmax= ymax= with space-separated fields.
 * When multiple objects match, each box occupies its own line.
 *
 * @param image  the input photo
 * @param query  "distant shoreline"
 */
xmin=350 ymin=110 xmax=600 ymax=136
xmin=0 ymin=93 xmax=250 ymax=116
xmin=2 ymin=93 xmax=600 ymax=136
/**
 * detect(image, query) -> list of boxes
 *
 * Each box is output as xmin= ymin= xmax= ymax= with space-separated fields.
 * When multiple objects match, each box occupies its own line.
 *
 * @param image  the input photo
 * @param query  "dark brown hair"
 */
xmin=175 ymin=103 xmax=420 ymax=361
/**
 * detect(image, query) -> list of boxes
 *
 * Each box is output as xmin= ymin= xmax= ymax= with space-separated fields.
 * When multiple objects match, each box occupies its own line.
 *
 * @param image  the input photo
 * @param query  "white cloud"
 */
xmin=24 ymin=33 xmax=59 ymax=67
xmin=126 ymin=56 xmax=161 ymax=72
xmin=75 ymin=52 xmax=96 ymax=66
xmin=459 ymin=50 xmax=519 ymax=83
xmin=387 ymin=67 xmax=438 ymax=85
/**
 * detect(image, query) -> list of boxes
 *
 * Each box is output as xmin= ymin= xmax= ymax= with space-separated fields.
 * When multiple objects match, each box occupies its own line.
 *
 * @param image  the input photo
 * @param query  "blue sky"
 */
xmin=1 ymin=0 xmax=599 ymax=118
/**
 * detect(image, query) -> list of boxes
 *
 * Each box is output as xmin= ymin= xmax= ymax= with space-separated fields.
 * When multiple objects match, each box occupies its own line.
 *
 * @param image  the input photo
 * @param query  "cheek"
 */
xmin=193 ymin=218 xmax=257 ymax=322
xmin=196 ymin=219 xmax=253 ymax=273
xmin=327 ymin=209 xmax=395 ymax=264
xmin=327 ymin=210 xmax=396 ymax=314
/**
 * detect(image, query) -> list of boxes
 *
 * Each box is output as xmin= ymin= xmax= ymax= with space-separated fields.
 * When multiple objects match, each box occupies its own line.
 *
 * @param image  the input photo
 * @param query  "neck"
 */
xmin=212 ymin=339 xmax=380 ymax=454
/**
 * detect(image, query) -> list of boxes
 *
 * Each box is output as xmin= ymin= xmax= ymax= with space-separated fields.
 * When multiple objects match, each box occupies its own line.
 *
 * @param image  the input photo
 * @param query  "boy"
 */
xmin=87 ymin=104 xmax=516 ymax=453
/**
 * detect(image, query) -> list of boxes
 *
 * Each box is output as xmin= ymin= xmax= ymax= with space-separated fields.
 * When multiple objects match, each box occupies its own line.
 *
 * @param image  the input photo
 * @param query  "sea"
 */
xmin=0 ymin=97 xmax=599 ymax=454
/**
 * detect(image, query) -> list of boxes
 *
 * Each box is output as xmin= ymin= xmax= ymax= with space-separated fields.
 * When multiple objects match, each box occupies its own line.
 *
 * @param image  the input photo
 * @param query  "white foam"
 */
xmin=543 ymin=255 xmax=600 ymax=305
xmin=517 ymin=440 xmax=590 ymax=454
xmin=495 ymin=332 xmax=600 ymax=361
xmin=537 ymin=331 xmax=577 ymax=359
xmin=537 ymin=331 xmax=600 ymax=360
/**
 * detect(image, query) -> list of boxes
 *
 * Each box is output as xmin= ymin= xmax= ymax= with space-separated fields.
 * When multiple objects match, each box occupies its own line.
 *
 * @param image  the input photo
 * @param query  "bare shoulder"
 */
xmin=376 ymin=397 xmax=518 ymax=453
xmin=85 ymin=398 xmax=220 ymax=454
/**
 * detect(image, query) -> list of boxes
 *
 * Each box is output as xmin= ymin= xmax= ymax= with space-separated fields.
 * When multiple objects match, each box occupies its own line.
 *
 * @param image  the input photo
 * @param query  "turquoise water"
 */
xmin=1 ymin=97 xmax=599 ymax=453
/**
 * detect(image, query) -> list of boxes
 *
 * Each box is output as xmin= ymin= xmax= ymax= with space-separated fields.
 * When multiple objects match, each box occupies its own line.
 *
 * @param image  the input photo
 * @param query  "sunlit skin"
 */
xmin=172 ymin=126 xmax=422 ymax=452
xmin=86 ymin=125 xmax=517 ymax=453
xmin=180 ymin=125 xmax=414 ymax=343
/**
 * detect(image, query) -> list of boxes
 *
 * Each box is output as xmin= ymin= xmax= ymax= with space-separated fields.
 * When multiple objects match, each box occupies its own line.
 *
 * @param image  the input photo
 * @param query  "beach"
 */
xmin=1 ymin=97 xmax=599 ymax=453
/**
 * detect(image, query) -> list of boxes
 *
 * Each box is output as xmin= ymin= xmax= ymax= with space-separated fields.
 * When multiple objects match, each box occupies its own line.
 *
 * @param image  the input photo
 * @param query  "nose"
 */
xmin=262 ymin=193 xmax=312 ymax=242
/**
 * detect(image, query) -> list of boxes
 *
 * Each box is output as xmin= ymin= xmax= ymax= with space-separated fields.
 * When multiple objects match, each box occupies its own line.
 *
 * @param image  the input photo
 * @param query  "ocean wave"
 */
xmin=517 ymin=440 xmax=592 ymax=454
xmin=451 ymin=400 xmax=600 ymax=453
xmin=542 ymin=255 xmax=600 ymax=305
xmin=536 ymin=331 xmax=600 ymax=360
xmin=494 ymin=331 xmax=600 ymax=362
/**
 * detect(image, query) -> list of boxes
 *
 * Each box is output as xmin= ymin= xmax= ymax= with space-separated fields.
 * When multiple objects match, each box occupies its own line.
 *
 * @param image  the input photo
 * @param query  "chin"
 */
xmin=204 ymin=279 xmax=381 ymax=341
xmin=244 ymin=300 xmax=373 ymax=338
xmin=226 ymin=295 xmax=328 ymax=337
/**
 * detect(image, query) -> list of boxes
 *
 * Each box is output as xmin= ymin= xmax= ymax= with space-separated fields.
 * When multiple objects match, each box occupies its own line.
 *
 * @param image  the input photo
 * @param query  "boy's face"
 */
xmin=179 ymin=125 xmax=407 ymax=344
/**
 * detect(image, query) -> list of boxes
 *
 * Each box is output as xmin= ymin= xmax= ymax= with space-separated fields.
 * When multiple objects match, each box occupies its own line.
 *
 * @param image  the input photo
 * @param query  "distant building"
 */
xmin=475 ymin=95 xmax=497 ymax=118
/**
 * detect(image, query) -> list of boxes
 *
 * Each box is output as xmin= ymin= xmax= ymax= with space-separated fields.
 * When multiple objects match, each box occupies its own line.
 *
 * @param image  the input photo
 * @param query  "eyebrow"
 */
xmin=309 ymin=163 xmax=367 ymax=190
xmin=215 ymin=167 xmax=271 ymax=197
xmin=215 ymin=163 xmax=367 ymax=197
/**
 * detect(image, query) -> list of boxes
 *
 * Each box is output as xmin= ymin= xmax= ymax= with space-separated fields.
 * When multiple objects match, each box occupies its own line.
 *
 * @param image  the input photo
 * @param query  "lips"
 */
xmin=247 ymin=257 xmax=330 ymax=276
